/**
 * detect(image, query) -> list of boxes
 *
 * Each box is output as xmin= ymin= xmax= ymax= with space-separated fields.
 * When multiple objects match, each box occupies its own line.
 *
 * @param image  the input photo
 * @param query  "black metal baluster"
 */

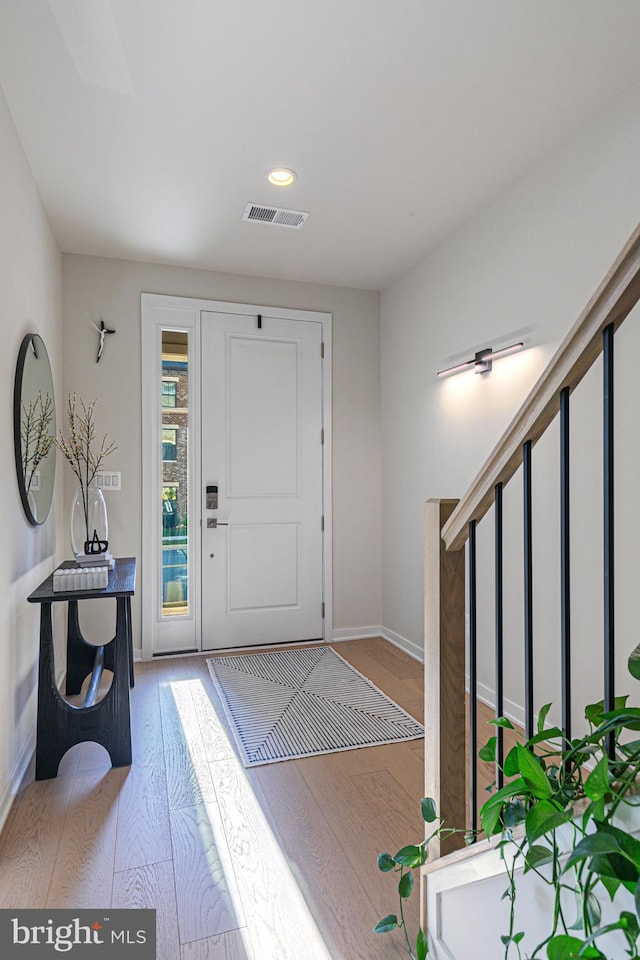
xmin=560 ymin=387 xmax=571 ymax=743
xmin=603 ymin=324 xmax=615 ymax=754
xmin=523 ymin=440 xmax=534 ymax=741
xmin=494 ymin=483 xmax=504 ymax=788
xmin=469 ymin=519 xmax=478 ymax=837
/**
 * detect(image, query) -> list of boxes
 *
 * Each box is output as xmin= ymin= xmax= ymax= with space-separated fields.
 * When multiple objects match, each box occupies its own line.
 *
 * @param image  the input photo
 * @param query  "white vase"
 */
xmin=70 ymin=481 xmax=108 ymax=558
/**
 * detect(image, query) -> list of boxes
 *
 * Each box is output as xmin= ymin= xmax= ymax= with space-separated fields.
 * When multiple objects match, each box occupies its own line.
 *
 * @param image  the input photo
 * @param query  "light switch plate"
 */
xmin=96 ymin=470 xmax=121 ymax=491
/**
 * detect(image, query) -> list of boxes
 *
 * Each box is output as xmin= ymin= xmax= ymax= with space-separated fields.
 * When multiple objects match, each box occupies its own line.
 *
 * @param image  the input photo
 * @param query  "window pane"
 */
xmin=162 ymin=427 xmax=178 ymax=462
xmin=162 ymin=380 xmax=177 ymax=407
xmin=161 ymin=335 xmax=188 ymax=617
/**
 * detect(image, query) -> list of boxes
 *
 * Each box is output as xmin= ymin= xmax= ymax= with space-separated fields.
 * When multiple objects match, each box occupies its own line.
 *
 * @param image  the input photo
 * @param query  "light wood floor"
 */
xmin=0 ymin=637 xmax=424 ymax=960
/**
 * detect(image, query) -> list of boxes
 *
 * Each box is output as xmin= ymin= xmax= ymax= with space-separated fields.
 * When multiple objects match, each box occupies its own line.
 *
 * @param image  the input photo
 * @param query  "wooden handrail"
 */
xmin=442 ymin=222 xmax=640 ymax=552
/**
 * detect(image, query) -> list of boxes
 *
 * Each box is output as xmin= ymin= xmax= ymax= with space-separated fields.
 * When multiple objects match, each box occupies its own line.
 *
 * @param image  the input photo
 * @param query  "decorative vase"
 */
xmin=70 ymin=481 xmax=108 ymax=558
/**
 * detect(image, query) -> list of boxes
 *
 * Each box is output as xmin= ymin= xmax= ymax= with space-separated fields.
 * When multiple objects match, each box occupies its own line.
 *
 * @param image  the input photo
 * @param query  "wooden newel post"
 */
xmin=424 ymin=498 xmax=466 ymax=860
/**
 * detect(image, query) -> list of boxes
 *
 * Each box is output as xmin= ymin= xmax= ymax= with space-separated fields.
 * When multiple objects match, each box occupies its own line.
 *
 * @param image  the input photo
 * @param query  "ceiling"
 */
xmin=2 ymin=1 xmax=640 ymax=291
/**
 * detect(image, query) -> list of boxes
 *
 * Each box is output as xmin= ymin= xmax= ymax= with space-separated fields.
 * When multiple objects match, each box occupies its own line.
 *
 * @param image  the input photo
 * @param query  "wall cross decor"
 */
xmin=92 ymin=319 xmax=116 ymax=362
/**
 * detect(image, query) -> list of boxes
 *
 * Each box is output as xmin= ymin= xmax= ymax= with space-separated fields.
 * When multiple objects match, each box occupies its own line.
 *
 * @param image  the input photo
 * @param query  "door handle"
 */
xmin=207 ymin=518 xmax=228 ymax=528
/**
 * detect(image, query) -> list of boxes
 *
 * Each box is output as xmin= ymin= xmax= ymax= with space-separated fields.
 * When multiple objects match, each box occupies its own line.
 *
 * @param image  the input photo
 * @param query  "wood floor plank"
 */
xmin=297 ymin=754 xmax=422 ymax=926
xmin=401 ymin=696 xmax=425 ymax=722
xmin=345 ymin=740 xmax=425 ymax=806
xmin=251 ymin=759 xmax=411 ymax=960
xmin=339 ymin=636 xmax=421 ymax=681
xmin=158 ymin=659 xmax=216 ymax=809
xmin=181 ymin=930 xmax=254 ymax=960
xmin=46 ymin=767 xmax=125 ymax=908
xmin=208 ymin=758 xmax=317 ymax=960
xmin=169 ymin=802 xmax=244 ymax=944
xmin=182 ymin=658 xmax=237 ymax=763
xmin=0 ymin=776 xmax=73 ymax=907
xmin=112 ymin=860 xmax=180 ymax=960
xmin=114 ymin=666 xmax=172 ymax=871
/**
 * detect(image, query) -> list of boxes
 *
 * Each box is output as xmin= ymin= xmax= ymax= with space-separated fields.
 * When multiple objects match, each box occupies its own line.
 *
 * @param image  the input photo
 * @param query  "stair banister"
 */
xmin=423 ymin=222 xmax=640 ymax=874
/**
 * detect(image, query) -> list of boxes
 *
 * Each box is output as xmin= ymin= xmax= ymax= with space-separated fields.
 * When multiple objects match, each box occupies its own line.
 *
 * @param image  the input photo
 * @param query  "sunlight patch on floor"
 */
xmin=170 ymin=678 xmax=334 ymax=960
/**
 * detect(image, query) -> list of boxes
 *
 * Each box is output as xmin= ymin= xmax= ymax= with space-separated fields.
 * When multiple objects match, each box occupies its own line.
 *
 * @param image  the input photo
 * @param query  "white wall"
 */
xmin=0 ymin=86 xmax=62 ymax=825
xmin=380 ymin=86 xmax=640 ymax=721
xmin=61 ymin=256 xmax=381 ymax=652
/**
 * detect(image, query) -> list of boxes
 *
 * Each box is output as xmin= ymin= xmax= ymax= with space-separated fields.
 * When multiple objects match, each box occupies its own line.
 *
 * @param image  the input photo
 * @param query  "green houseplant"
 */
xmin=375 ymin=648 xmax=640 ymax=959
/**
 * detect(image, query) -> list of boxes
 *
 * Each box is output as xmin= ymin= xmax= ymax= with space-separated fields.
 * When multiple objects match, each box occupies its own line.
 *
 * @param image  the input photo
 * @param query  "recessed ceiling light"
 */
xmin=266 ymin=167 xmax=298 ymax=187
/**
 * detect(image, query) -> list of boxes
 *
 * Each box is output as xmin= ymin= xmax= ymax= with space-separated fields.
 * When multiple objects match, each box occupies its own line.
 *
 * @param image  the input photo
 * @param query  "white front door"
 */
xmin=201 ymin=310 xmax=324 ymax=649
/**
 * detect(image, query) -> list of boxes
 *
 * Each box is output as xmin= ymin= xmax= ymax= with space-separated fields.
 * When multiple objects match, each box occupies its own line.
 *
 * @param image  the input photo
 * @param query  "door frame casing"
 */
xmin=141 ymin=293 xmax=333 ymax=660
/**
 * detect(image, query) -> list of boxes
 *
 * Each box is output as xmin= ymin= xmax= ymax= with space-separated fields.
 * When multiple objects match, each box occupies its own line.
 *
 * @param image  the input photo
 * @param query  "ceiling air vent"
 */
xmin=242 ymin=203 xmax=309 ymax=229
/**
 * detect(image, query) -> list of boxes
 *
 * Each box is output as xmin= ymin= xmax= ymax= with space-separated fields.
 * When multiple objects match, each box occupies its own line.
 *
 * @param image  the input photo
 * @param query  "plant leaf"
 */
xmin=525 ymin=800 xmax=571 ymax=845
xmin=393 ymin=845 xmax=423 ymax=868
xmin=421 ymin=797 xmax=437 ymax=823
xmin=373 ymin=915 xmax=398 ymax=934
xmin=377 ymin=852 xmax=396 ymax=873
xmin=622 ymin=909 xmax=640 ymax=938
xmin=635 ymin=880 xmax=640 ymax=920
xmin=503 ymin=746 xmax=520 ymax=777
xmin=480 ymin=778 xmax=528 ymax=838
xmin=503 ymin=799 xmax=527 ymax=829
xmin=584 ymin=757 xmax=610 ymax=802
xmin=479 ymin=736 xmax=497 ymax=763
xmin=546 ymin=934 xmax=586 ymax=959
xmin=398 ymin=870 xmax=414 ymax=899
xmin=599 ymin=873 xmax=621 ymax=901
xmin=501 ymin=932 xmax=525 ymax=947
xmin=591 ymin=853 xmax=639 ymax=884
xmin=538 ymin=702 xmax=552 ymax=733
xmin=416 ymin=927 xmax=428 ymax=960
xmin=586 ymin=797 xmax=606 ymax=824
xmin=524 ymin=844 xmax=554 ymax=873
xmin=527 ymin=727 xmax=564 ymax=747
xmin=516 ymin=743 xmax=552 ymax=799
xmin=598 ymin=823 xmax=640 ymax=870
xmin=481 ymin=777 xmax=528 ymax=809
xmin=585 ymin=891 xmax=601 ymax=928
xmin=490 ymin=716 xmax=515 ymax=730
xmin=585 ymin=696 xmax=628 ymax=725
xmin=564 ymin=831 xmax=621 ymax=870
xmin=481 ymin=802 xmax=504 ymax=839
xmin=628 ymin=641 xmax=640 ymax=682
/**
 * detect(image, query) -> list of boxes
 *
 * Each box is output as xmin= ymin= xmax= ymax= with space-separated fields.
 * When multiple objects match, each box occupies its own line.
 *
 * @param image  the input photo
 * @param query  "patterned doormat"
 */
xmin=206 ymin=645 xmax=424 ymax=767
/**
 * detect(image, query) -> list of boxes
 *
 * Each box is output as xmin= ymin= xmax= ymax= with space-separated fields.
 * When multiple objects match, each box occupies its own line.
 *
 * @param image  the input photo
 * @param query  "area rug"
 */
xmin=206 ymin=645 xmax=424 ymax=767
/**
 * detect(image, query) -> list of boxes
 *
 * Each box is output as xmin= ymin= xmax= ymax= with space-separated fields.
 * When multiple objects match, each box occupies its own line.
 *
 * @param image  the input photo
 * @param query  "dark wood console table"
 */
xmin=27 ymin=557 xmax=136 ymax=780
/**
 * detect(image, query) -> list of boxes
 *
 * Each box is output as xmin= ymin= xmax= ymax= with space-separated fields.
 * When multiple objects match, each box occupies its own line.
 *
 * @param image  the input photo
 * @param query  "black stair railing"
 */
xmin=465 ymin=321 xmax=619 ymax=839
xmin=424 ymin=224 xmax=640 ymax=857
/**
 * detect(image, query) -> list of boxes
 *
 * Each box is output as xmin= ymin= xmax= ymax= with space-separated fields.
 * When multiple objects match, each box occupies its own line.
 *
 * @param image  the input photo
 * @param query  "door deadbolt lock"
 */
xmin=206 ymin=484 xmax=218 ymax=510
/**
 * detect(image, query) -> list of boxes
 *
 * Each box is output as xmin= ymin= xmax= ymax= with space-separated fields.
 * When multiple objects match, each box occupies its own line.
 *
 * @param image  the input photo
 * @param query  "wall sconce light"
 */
xmin=437 ymin=342 xmax=525 ymax=379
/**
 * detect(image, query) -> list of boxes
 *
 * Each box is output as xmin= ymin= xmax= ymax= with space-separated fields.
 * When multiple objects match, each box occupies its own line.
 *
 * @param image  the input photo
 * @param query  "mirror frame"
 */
xmin=13 ymin=333 xmax=56 ymax=526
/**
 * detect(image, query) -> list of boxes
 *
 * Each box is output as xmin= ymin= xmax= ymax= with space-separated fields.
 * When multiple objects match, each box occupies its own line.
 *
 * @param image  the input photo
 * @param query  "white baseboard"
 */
xmin=472 ymin=677 xmax=526 ymax=730
xmin=0 ymin=723 xmax=35 ymax=834
xmin=380 ymin=626 xmax=423 ymax=663
xmin=331 ymin=626 xmax=382 ymax=643
xmin=0 ymin=664 xmax=73 ymax=834
xmin=331 ymin=624 xmax=424 ymax=662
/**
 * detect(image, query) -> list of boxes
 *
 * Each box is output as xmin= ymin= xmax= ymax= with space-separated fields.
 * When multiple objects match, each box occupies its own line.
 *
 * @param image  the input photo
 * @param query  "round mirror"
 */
xmin=13 ymin=334 xmax=56 ymax=525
